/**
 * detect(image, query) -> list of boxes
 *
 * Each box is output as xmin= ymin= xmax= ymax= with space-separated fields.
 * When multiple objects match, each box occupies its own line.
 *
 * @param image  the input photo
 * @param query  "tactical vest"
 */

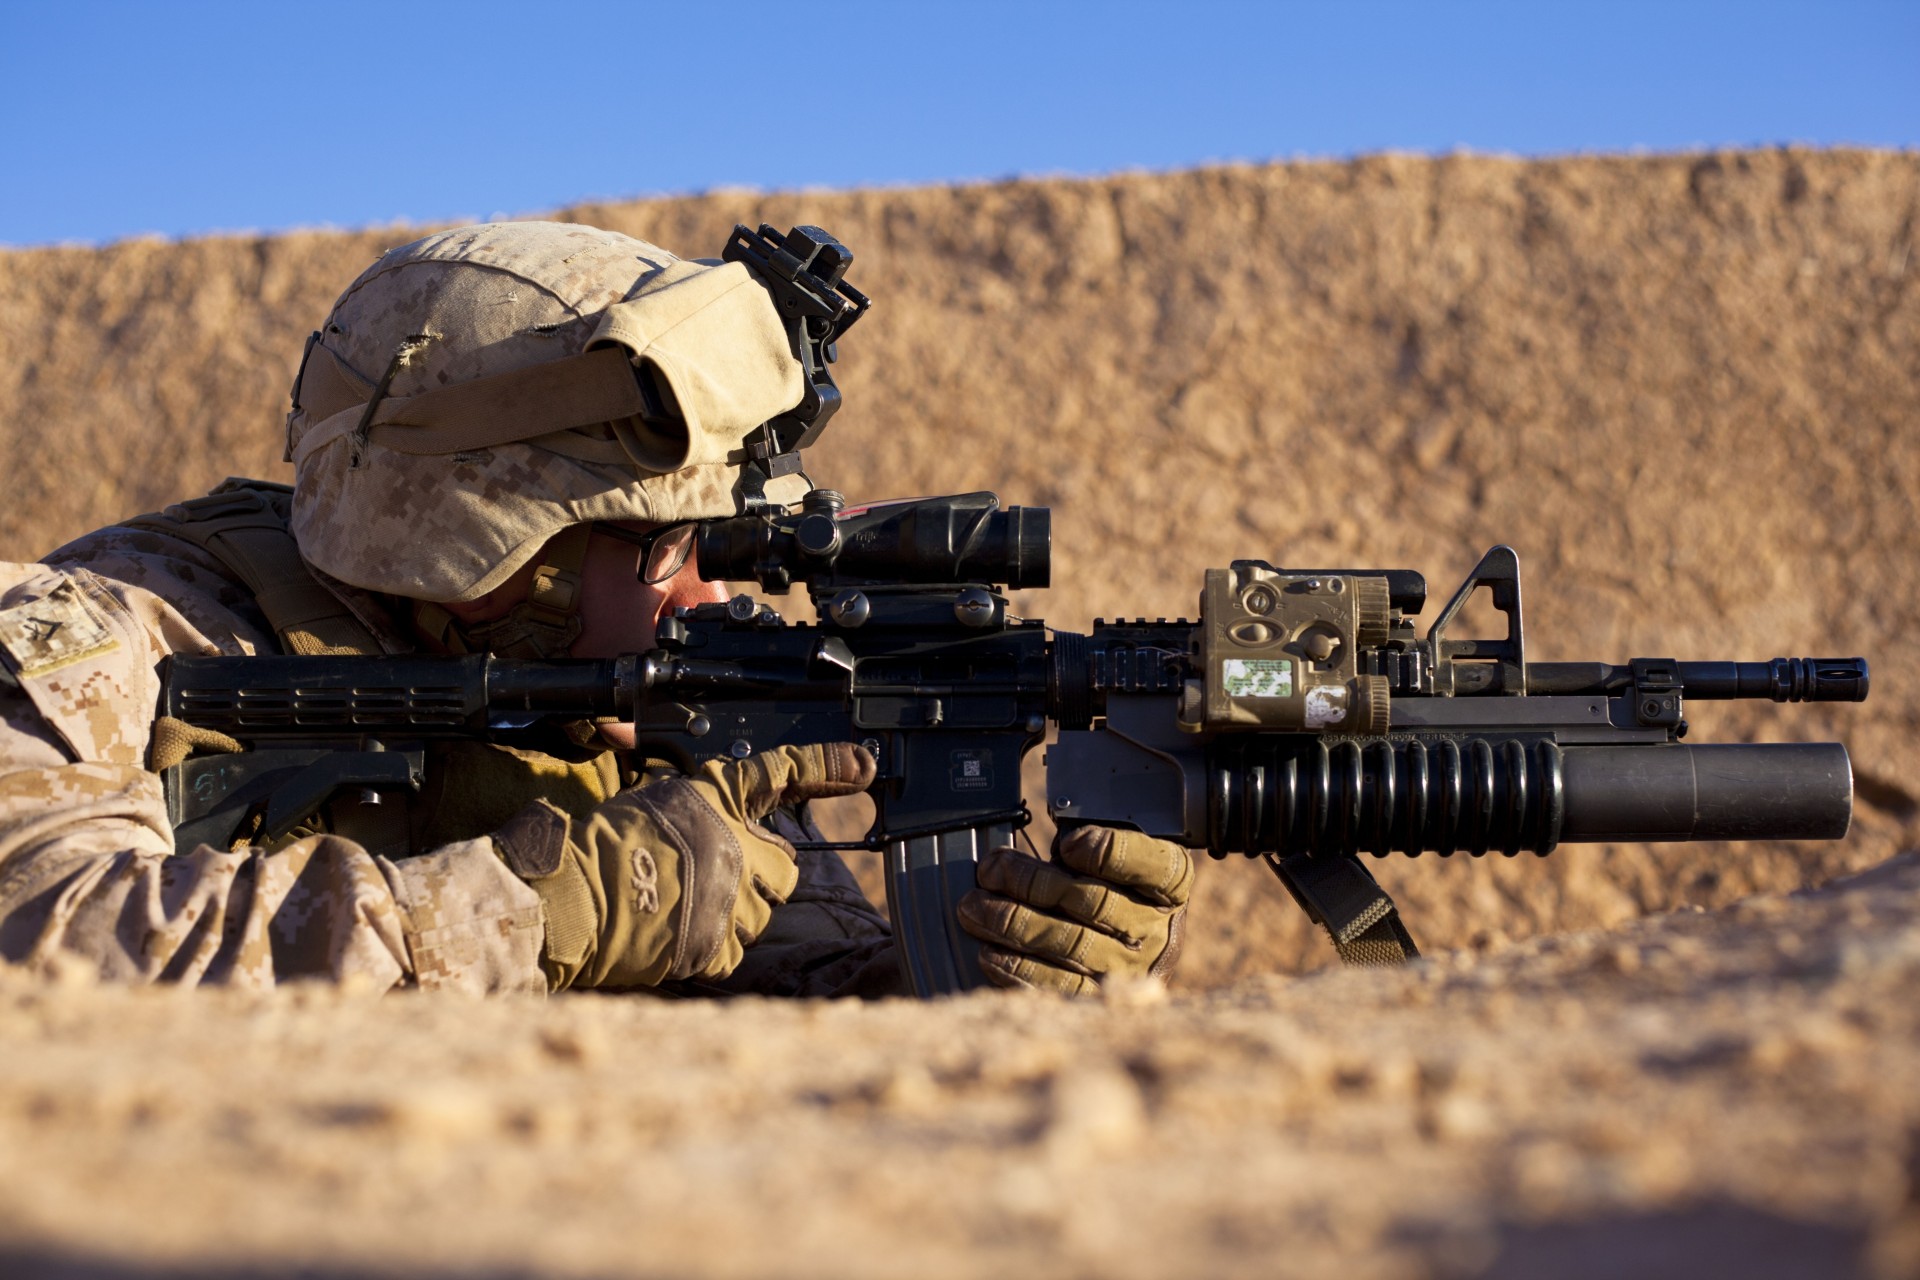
xmin=121 ymin=478 xmax=387 ymax=657
xmin=128 ymin=478 xmax=619 ymax=857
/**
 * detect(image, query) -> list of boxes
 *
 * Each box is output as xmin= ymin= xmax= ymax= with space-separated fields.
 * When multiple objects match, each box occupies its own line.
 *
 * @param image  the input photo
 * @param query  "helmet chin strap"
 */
xmin=410 ymin=523 xmax=593 ymax=660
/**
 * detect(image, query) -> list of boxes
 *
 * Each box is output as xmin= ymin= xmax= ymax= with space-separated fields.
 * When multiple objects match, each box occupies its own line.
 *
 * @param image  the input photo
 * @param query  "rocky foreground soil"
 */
xmin=2 ymin=855 xmax=1917 ymax=1280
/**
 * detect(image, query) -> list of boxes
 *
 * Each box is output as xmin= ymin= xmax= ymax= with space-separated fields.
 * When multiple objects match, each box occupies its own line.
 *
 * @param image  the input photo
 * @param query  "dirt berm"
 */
xmin=0 ymin=150 xmax=1916 ymax=1276
xmin=1 ymin=147 xmax=1914 ymax=982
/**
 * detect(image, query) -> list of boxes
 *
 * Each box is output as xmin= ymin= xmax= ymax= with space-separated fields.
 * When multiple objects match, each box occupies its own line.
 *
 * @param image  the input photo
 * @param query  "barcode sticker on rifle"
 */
xmin=1222 ymin=659 xmax=1293 ymax=698
xmin=949 ymin=749 xmax=994 ymax=791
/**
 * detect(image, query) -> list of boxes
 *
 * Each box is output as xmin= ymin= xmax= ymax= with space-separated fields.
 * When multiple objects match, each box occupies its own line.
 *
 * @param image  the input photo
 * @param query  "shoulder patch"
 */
xmin=0 ymin=580 xmax=119 ymax=678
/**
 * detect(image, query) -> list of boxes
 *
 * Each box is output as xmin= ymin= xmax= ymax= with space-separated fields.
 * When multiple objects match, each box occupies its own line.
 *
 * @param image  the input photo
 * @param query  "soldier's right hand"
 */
xmin=490 ymin=742 xmax=875 ymax=990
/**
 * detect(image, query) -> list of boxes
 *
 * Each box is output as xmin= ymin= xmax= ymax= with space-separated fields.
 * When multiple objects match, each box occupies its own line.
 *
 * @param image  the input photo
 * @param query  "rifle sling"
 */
xmin=119 ymin=479 xmax=384 ymax=658
xmin=1265 ymin=850 xmax=1421 ymax=967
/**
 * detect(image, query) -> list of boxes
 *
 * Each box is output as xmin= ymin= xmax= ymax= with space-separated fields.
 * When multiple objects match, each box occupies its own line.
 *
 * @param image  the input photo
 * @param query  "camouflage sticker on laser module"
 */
xmin=1221 ymin=658 xmax=1293 ymax=698
xmin=1304 ymin=685 xmax=1351 ymax=728
xmin=0 ymin=580 xmax=119 ymax=678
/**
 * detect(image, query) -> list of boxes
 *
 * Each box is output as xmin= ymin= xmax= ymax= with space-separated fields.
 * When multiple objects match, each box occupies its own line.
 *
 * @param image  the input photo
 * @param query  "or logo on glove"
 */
xmin=958 ymin=826 xmax=1195 ymax=995
xmin=494 ymin=742 xmax=875 ymax=990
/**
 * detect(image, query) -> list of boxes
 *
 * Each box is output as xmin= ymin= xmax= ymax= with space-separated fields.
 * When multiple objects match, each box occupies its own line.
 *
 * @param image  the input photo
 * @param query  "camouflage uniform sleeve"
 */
xmin=0 ymin=560 xmax=546 ymax=994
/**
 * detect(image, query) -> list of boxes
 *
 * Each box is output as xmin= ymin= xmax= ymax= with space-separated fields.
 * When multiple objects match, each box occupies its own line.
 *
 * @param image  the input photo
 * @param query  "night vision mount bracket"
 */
xmin=723 ymin=223 xmax=871 ymax=510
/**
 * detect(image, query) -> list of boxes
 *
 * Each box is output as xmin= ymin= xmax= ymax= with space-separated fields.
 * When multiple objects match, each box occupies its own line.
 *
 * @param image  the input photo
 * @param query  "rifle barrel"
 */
xmin=1525 ymin=657 xmax=1868 ymax=702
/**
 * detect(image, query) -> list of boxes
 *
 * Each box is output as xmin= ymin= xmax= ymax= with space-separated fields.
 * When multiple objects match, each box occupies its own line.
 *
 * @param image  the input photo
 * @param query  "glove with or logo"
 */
xmin=957 ymin=825 xmax=1195 ymax=995
xmin=492 ymin=742 xmax=875 ymax=990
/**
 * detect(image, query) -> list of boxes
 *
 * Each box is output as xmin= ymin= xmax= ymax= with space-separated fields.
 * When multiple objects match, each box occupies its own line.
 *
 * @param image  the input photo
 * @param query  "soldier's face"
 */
xmin=440 ymin=522 xmax=726 ymax=648
xmin=569 ymin=521 xmax=728 ymax=661
xmin=438 ymin=522 xmax=725 ymax=749
xmin=574 ymin=521 xmax=726 ymax=752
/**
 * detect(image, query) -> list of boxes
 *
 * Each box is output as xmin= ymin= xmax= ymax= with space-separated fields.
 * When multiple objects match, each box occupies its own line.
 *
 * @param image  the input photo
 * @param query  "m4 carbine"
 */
xmin=159 ymin=489 xmax=1869 ymax=996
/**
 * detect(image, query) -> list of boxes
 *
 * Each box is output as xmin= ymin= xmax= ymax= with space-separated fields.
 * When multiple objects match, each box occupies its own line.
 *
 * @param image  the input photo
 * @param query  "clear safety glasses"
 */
xmin=592 ymin=521 xmax=698 ymax=585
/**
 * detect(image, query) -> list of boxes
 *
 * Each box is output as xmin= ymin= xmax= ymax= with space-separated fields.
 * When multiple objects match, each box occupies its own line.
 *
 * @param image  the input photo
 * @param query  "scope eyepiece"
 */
xmin=695 ymin=490 xmax=1051 ymax=594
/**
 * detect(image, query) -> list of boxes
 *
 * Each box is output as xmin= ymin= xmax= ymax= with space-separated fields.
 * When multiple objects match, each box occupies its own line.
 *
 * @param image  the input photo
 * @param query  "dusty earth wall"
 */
xmin=0 ymin=148 xmax=1915 ymax=984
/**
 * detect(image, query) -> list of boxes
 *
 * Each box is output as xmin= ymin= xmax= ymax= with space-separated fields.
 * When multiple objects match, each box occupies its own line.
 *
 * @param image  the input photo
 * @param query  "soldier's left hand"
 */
xmin=957 ymin=825 xmax=1194 ymax=995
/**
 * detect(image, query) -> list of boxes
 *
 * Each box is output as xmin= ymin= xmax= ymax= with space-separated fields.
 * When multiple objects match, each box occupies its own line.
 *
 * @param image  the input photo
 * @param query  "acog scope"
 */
xmin=696 ymin=489 xmax=1051 ymax=594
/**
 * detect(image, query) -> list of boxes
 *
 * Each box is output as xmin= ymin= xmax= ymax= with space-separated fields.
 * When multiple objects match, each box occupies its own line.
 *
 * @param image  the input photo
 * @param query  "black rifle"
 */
xmin=159 ymin=489 xmax=1869 ymax=996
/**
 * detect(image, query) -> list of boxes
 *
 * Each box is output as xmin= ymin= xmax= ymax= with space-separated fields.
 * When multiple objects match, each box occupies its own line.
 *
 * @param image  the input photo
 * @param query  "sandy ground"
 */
xmin=2 ymin=854 xmax=1917 ymax=1279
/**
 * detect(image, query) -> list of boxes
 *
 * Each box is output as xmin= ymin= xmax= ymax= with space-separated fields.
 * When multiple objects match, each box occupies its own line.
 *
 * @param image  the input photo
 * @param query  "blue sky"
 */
xmin=2 ymin=0 xmax=1914 ymax=247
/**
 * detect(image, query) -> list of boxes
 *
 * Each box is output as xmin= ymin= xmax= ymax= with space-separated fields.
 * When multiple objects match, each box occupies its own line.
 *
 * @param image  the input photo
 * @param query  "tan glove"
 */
xmin=957 ymin=825 xmax=1195 ymax=995
xmin=492 ymin=742 xmax=875 ymax=990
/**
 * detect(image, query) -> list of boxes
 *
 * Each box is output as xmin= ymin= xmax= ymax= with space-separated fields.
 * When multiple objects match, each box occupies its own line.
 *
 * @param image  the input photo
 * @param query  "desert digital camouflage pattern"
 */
xmin=0 ymin=521 xmax=899 ymax=995
xmin=286 ymin=221 xmax=810 ymax=604
xmin=0 ymin=529 xmax=547 ymax=991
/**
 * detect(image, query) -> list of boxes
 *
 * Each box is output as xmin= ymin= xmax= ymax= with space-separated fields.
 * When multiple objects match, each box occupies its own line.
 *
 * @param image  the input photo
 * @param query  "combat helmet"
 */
xmin=284 ymin=220 xmax=847 ymax=607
